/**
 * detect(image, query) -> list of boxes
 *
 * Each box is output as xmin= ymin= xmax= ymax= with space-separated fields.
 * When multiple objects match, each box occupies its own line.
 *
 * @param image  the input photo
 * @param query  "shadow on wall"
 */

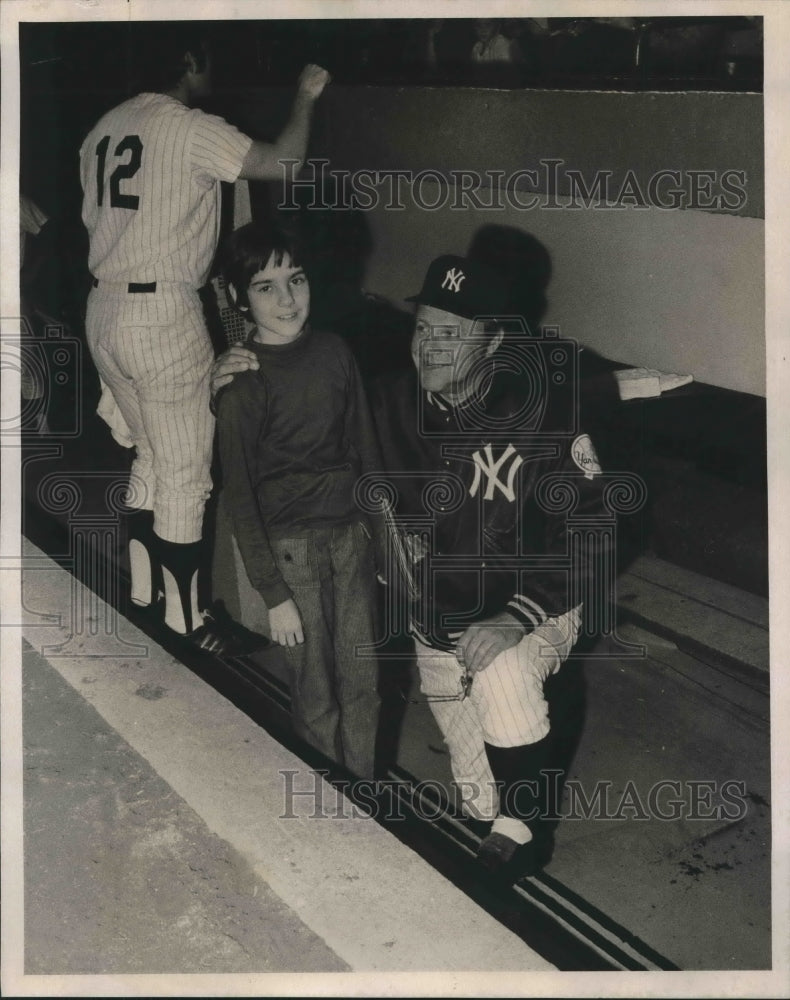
xmin=266 ymin=183 xmax=415 ymax=380
xmin=467 ymin=224 xmax=551 ymax=333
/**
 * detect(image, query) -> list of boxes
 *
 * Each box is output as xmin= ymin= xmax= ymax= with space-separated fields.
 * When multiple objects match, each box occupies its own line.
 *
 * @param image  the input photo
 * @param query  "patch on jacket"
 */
xmin=571 ymin=433 xmax=602 ymax=479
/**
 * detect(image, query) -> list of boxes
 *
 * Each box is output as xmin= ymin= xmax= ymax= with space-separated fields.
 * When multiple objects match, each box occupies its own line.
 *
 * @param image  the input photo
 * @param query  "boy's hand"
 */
xmin=211 ymin=345 xmax=259 ymax=398
xmin=297 ymin=64 xmax=331 ymax=101
xmin=268 ymin=598 xmax=304 ymax=647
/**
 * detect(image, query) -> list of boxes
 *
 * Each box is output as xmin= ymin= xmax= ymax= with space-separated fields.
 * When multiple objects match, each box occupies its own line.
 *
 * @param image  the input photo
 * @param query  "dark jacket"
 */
xmin=368 ymin=362 xmax=610 ymax=649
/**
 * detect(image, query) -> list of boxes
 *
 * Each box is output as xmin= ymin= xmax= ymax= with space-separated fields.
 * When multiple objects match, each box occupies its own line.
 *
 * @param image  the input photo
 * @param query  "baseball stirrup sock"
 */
xmin=124 ymin=509 xmax=159 ymax=607
xmin=485 ymin=734 xmax=555 ymax=836
xmin=154 ymin=536 xmax=203 ymax=635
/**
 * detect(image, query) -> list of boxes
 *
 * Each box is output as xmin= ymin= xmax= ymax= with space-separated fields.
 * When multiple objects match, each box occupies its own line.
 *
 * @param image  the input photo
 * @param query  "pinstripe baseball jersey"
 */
xmin=80 ymin=93 xmax=252 ymax=289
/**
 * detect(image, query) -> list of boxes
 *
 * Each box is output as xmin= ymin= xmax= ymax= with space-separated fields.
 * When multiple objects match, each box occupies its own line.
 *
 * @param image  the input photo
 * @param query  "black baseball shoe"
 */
xmin=126 ymin=593 xmax=165 ymax=627
xmin=476 ymin=830 xmax=553 ymax=884
xmin=172 ymin=603 xmax=271 ymax=659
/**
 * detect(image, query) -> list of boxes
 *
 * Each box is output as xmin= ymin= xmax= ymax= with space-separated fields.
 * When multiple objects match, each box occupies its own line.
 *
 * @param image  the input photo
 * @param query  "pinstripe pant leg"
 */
xmin=414 ymin=641 xmax=498 ymax=821
xmin=116 ymin=311 xmax=214 ymax=544
xmin=85 ymin=293 xmax=155 ymax=511
xmin=474 ymin=607 xmax=582 ymax=748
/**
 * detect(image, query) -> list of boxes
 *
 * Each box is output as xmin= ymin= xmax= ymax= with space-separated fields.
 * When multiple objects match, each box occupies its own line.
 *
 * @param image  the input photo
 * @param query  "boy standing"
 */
xmin=215 ymin=223 xmax=382 ymax=778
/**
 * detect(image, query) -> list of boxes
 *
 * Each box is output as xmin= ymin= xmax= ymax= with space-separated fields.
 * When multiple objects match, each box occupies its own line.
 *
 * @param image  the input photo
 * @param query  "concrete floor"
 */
xmin=9 ymin=539 xmax=557 ymax=996
xmin=23 ymin=645 xmax=348 ymax=977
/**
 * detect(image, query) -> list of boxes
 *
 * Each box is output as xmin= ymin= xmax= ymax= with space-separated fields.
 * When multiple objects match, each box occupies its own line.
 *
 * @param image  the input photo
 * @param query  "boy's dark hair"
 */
xmin=222 ymin=221 xmax=307 ymax=313
xmin=126 ymin=21 xmax=210 ymax=94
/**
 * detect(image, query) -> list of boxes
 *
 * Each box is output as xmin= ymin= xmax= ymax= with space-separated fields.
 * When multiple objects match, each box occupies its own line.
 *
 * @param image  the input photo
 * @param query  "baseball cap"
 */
xmin=405 ymin=254 xmax=509 ymax=322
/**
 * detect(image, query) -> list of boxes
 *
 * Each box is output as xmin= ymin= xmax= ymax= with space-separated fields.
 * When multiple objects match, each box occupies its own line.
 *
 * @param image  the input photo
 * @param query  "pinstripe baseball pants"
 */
xmin=415 ymin=605 xmax=582 ymax=821
xmin=86 ymin=285 xmax=214 ymax=544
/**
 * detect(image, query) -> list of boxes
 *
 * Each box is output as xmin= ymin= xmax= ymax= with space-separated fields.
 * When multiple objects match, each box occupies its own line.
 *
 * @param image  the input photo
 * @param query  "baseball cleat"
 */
xmin=127 ymin=593 xmax=165 ymax=626
xmin=476 ymin=831 xmax=552 ymax=883
xmin=172 ymin=605 xmax=271 ymax=659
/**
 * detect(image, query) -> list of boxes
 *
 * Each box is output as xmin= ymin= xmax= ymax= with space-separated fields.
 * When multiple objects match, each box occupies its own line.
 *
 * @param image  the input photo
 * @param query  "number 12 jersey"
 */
xmin=80 ymin=92 xmax=252 ymax=288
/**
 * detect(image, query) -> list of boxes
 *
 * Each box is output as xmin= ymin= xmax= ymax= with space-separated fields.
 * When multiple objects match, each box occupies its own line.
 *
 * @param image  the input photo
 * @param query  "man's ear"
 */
xmin=485 ymin=329 xmax=505 ymax=356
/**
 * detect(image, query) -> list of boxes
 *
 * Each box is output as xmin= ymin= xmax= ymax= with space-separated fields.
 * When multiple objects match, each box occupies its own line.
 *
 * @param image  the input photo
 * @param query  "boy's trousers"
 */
xmin=271 ymin=520 xmax=381 ymax=779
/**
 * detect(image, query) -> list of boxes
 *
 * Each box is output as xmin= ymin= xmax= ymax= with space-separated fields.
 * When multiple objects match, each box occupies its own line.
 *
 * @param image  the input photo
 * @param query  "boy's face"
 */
xmin=243 ymin=252 xmax=310 ymax=345
xmin=411 ymin=304 xmax=488 ymax=398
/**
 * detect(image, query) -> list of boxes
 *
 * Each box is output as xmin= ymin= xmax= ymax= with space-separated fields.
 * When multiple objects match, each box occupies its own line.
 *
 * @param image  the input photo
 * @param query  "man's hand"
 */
xmin=297 ymin=64 xmax=331 ymax=101
xmin=268 ymin=598 xmax=304 ymax=647
xmin=211 ymin=345 xmax=259 ymax=398
xmin=455 ymin=611 xmax=526 ymax=674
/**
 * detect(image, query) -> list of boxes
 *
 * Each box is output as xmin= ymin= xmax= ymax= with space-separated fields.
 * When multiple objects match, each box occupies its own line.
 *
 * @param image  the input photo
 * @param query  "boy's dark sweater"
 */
xmin=215 ymin=326 xmax=383 ymax=608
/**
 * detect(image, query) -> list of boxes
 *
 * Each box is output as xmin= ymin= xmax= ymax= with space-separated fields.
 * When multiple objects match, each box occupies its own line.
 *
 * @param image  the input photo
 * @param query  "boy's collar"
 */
xmin=247 ymin=323 xmax=311 ymax=351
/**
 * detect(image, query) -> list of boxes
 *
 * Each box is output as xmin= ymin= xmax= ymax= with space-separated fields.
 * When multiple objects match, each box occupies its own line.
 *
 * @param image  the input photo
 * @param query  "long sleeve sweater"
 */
xmin=215 ymin=326 xmax=384 ymax=608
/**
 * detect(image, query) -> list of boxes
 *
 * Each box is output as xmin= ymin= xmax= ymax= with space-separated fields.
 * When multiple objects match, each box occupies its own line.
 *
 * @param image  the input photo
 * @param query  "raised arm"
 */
xmin=238 ymin=64 xmax=331 ymax=181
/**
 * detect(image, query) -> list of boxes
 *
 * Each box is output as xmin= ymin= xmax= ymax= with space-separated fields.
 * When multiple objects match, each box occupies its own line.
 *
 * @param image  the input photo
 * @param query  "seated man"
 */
xmin=211 ymin=252 xmax=610 ymax=881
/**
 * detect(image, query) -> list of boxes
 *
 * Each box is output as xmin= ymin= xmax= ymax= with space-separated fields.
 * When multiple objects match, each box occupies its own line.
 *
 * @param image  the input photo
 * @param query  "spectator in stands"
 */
xmin=472 ymin=19 xmax=516 ymax=63
xmin=407 ymin=19 xmax=475 ymax=84
xmin=471 ymin=19 xmax=523 ymax=86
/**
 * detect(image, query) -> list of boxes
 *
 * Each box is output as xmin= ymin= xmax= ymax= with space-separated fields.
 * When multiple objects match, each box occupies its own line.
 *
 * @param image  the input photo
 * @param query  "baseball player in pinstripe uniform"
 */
xmin=79 ymin=23 xmax=329 ymax=652
xmin=211 ymin=252 xmax=609 ymax=879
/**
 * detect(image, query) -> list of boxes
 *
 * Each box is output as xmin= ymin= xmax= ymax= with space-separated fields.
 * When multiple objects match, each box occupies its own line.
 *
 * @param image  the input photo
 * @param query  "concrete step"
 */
xmin=616 ymin=555 xmax=769 ymax=678
xmin=14 ymin=537 xmax=555 ymax=981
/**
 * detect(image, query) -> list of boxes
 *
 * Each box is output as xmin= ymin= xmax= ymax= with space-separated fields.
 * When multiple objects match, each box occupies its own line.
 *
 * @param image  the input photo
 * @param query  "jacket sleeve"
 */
xmin=506 ymin=430 xmax=610 ymax=632
xmin=215 ymin=377 xmax=293 ymax=609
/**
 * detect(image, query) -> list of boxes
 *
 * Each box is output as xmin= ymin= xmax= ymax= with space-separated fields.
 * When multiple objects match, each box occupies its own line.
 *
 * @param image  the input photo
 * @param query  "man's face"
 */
xmin=411 ymin=305 xmax=489 ymax=398
xmin=475 ymin=19 xmax=498 ymax=43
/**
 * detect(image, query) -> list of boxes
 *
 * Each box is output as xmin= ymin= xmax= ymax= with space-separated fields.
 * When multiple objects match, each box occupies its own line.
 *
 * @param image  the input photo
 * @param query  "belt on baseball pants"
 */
xmin=92 ymin=278 xmax=157 ymax=293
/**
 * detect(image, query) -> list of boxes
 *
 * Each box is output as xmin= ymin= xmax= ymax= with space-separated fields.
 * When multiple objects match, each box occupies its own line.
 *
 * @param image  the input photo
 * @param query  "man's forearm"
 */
xmin=272 ymin=90 xmax=316 ymax=171
xmin=238 ymin=64 xmax=329 ymax=181
xmin=238 ymin=95 xmax=316 ymax=181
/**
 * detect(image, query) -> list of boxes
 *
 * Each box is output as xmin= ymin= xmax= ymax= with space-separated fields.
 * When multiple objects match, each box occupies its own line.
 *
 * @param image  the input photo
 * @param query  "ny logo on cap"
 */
xmin=441 ymin=267 xmax=466 ymax=293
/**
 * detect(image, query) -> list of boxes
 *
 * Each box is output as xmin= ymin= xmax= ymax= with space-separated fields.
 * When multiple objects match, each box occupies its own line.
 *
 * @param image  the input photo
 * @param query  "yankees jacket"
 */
xmin=369 ymin=365 xmax=611 ymax=649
